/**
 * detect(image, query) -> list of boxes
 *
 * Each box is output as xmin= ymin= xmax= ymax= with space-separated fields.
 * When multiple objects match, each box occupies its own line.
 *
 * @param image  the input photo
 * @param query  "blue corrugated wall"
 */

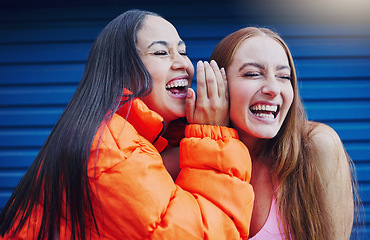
xmin=1 ymin=0 xmax=369 ymax=238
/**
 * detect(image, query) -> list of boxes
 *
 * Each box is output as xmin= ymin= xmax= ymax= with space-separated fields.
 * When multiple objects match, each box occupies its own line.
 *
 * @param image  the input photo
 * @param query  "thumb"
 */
xmin=185 ymin=88 xmax=196 ymax=123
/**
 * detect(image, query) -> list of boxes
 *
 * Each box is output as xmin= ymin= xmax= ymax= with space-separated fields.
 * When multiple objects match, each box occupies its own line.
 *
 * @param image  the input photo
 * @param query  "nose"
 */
xmin=261 ymin=74 xmax=281 ymax=98
xmin=171 ymin=52 xmax=190 ymax=70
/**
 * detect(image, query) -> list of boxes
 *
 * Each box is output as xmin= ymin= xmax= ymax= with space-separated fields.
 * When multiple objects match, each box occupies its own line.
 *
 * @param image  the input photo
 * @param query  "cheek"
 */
xmin=186 ymin=59 xmax=195 ymax=81
xmin=281 ymin=84 xmax=294 ymax=116
xmin=229 ymin=83 xmax=252 ymax=106
xmin=229 ymin=84 xmax=252 ymax=120
xmin=145 ymin=65 xmax=161 ymax=83
xmin=141 ymin=57 xmax=164 ymax=81
xmin=285 ymin=85 xmax=294 ymax=109
xmin=146 ymin=67 xmax=166 ymax=92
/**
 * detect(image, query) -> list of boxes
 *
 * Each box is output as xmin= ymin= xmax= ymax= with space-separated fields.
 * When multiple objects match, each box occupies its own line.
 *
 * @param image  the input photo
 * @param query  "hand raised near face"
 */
xmin=186 ymin=60 xmax=229 ymax=126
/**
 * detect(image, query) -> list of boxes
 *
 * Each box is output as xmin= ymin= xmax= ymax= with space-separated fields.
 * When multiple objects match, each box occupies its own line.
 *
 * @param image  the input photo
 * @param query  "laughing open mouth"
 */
xmin=165 ymin=79 xmax=188 ymax=95
xmin=250 ymin=104 xmax=280 ymax=119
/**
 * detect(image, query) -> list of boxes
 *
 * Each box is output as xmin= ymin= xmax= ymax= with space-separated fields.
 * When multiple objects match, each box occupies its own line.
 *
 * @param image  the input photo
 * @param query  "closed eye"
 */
xmin=154 ymin=50 xmax=168 ymax=56
xmin=278 ymin=76 xmax=291 ymax=80
xmin=244 ymin=73 xmax=261 ymax=78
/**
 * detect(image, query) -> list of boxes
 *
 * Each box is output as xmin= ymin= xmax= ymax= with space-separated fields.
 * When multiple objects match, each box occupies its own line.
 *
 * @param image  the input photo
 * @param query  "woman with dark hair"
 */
xmin=0 ymin=10 xmax=254 ymax=239
xmin=210 ymin=27 xmax=356 ymax=240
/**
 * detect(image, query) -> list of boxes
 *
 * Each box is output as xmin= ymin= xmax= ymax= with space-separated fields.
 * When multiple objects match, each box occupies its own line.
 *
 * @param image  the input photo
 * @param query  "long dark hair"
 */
xmin=0 ymin=9 xmax=159 ymax=240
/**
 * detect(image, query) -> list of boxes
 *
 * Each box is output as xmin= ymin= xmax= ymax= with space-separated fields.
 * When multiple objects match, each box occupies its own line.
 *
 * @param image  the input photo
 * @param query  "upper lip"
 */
xmin=168 ymin=75 xmax=189 ymax=82
xmin=166 ymin=75 xmax=189 ymax=89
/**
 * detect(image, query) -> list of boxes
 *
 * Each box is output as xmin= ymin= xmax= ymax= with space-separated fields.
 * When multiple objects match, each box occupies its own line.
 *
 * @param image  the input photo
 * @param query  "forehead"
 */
xmin=137 ymin=15 xmax=181 ymax=45
xmin=232 ymin=36 xmax=289 ymax=65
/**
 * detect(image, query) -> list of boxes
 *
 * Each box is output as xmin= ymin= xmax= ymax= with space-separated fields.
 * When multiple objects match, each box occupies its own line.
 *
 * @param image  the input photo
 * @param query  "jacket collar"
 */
xmin=116 ymin=97 xmax=168 ymax=152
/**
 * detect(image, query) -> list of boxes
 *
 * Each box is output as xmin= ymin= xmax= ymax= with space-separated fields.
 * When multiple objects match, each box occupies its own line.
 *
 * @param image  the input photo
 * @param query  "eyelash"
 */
xmin=244 ymin=73 xmax=260 ymax=77
xmin=154 ymin=51 xmax=167 ymax=56
xmin=154 ymin=51 xmax=188 ymax=56
xmin=279 ymin=76 xmax=291 ymax=80
xmin=243 ymin=73 xmax=291 ymax=80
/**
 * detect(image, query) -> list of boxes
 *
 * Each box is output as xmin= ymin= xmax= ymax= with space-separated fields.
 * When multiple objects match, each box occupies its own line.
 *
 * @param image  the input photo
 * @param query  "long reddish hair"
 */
xmin=210 ymin=27 xmax=329 ymax=240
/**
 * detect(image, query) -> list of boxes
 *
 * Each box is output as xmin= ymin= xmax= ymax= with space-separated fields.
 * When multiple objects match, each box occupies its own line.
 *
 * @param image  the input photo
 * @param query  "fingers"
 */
xmin=204 ymin=60 xmax=228 ymax=104
xmin=185 ymin=88 xmax=196 ymax=123
xmin=221 ymin=67 xmax=229 ymax=101
xmin=195 ymin=61 xmax=206 ymax=104
xmin=189 ymin=60 xmax=229 ymax=126
xmin=205 ymin=61 xmax=218 ymax=99
xmin=196 ymin=60 xmax=224 ymax=100
xmin=209 ymin=60 xmax=225 ymax=98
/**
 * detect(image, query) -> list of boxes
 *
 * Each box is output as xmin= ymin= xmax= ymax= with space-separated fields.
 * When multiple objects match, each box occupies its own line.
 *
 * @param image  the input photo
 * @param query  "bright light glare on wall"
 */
xmin=233 ymin=0 xmax=370 ymax=24
xmin=298 ymin=0 xmax=370 ymax=23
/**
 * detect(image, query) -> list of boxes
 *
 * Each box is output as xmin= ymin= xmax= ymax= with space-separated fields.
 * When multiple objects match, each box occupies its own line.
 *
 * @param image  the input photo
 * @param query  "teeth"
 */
xmin=255 ymin=113 xmax=275 ymax=119
xmin=250 ymin=104 xmax=278 ymax=112
xmin=166 ymin=79 xmax=188 ymax=89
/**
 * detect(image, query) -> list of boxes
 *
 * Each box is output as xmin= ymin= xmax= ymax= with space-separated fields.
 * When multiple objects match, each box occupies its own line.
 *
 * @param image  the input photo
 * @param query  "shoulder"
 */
xmin=308 ymin=121 xmax=345 ymax=160
xmin=309 ymin=122 xmax=341 ymax=146
xmin=90 ymin=113 xmax=159 ymax=169
xmin=307 ymin=121 xmax=351 ymax=186
xmin=97 ymin=113 xmax=148 ymax=148
xmin=91 ymin=113 xmax=166 ymax=164
xmin=306 ymin=124 xmax=354 ymax=238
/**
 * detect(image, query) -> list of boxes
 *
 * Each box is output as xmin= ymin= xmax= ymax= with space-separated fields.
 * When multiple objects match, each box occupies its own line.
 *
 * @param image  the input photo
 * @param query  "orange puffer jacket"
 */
xmin=2 ymin=98 xmax=254 ymax=240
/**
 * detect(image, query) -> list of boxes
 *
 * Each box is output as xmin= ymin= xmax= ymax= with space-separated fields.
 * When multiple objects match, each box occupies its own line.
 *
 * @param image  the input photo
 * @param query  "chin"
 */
xmin=254 ymin=130 xmax=280 ymax=140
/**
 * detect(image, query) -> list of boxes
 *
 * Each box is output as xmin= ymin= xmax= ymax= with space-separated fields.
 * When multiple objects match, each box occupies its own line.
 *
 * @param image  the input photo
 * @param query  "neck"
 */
xmin=237 ymin=132 xmax=273 ymax=168
xmin=237 ymin=132 xmax=262 ymax=159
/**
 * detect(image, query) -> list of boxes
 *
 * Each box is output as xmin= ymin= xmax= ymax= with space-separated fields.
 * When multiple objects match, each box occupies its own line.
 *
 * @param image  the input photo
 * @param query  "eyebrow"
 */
xmin=148 ymin=40 xmax=185 ymax=49
xmin=276 ymin=65 xmax=291 ymax=72
xmin=238 ymin=62 xmax=291 ymax=72
xmin=238 ymin=62 xmax=264 ymax=72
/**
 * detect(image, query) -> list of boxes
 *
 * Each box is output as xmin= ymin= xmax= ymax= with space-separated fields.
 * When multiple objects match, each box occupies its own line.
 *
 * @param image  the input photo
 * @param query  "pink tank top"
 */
xmin=248 ymin=197 xmax=287 ymax=239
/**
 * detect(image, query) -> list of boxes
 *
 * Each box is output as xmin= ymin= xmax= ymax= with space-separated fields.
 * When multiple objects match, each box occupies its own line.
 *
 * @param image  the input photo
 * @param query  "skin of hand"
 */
xmin=186 ymin=60 xmax=229 ymax=126
xmin=163 ymin=60 xmax=229 ymax=180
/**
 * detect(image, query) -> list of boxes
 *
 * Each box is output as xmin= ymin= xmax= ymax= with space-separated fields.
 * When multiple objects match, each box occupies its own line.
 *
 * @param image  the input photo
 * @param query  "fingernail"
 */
xmin=204 ymin=61 xmax=209 ymax=66
xmin=197 ymin=60 xmax=204 ymax=67
xmin=210 ymin=60 xmax=218 ymax=67
xmin=221 ymin=68 xmax=226 ymax=76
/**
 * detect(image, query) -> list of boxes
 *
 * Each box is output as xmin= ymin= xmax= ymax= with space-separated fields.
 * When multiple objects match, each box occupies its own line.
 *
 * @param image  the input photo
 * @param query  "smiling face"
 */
xmin=227 ymin=35 xmax=294 ymax=148
xmin=136 ymin=15 xmax=194 ymax=124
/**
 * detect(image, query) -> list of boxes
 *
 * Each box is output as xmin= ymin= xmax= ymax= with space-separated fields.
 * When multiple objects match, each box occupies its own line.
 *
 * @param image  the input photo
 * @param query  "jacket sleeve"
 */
xmin=176 ymin=124 xmax=254 ymax=238
xmin=87 ymin=119 xmax=254 ymax=239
